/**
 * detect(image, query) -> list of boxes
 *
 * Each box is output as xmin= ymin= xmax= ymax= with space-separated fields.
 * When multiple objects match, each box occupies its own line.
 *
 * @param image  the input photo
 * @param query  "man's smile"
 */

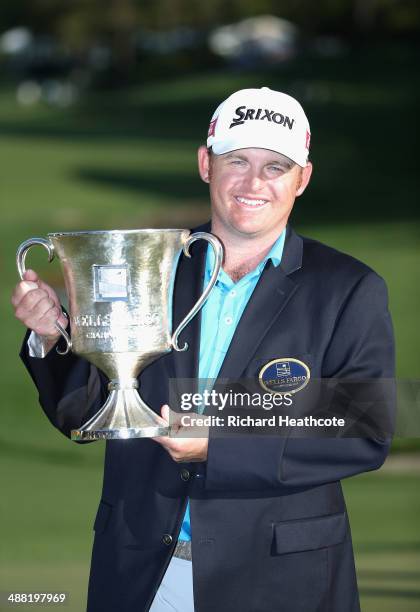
xmin=234 ymin=196 xmax=269 ymax=208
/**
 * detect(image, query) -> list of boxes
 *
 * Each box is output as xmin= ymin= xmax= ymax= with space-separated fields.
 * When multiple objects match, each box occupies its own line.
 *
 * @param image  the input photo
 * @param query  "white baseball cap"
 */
xmin=207 ymin=87 xmax=311 ymax=167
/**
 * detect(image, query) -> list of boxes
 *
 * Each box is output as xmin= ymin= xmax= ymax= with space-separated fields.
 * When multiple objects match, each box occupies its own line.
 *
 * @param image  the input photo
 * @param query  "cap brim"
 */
xmin=211 ymin=137 xmax=307 ymax=167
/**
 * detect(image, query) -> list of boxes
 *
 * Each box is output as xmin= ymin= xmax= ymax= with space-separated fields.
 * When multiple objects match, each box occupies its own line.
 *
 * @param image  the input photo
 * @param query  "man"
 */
xmin=13 ymin=87 xmax=395 ymax=612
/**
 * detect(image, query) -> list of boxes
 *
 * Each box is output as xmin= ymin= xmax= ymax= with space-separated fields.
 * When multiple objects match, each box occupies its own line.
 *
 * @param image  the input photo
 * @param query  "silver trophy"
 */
xmin=17 ymin=229 xmax=223 ymax=440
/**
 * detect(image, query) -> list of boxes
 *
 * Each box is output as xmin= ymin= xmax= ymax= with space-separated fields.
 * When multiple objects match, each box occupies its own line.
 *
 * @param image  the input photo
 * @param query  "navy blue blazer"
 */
xmin=21 ymin=225 xmax=395 ymax=612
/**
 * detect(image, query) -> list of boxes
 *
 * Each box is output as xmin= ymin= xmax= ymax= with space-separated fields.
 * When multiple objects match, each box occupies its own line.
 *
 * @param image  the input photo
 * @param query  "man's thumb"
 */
xmin=160 ymin=404 xmax=170 ymax=422
xmin=23 ymin=269 xmax=39 ymax=283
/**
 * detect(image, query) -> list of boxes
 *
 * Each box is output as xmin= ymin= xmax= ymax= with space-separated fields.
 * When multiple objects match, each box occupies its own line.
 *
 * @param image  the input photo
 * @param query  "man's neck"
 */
xmin=210 ymin=224 xmax=285 ymax=282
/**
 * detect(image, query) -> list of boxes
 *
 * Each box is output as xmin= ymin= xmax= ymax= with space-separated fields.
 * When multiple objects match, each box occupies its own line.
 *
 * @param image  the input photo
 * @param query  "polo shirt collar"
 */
xmin=206 ymin=227 xmax=286 ymax=285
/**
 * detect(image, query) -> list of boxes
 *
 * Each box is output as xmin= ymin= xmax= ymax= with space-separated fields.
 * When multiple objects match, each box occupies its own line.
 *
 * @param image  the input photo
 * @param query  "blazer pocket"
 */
xmin=93 ymin=500 xmax=113 ymax=534
xmin=93 ymin=500 xmax=165 ymax=549
xmin=273 ymin=512 xmax=347 ymax=555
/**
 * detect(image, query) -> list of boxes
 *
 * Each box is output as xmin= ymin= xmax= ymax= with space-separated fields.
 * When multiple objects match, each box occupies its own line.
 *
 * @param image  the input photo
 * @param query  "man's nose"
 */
xmin=245 ymin=169 xmax=264 ymax=191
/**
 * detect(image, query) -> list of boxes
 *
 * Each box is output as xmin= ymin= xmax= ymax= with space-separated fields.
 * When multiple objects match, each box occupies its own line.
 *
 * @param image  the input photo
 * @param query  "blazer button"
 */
xmin=162 ymin=534 xmax=173 ymax=546
xmin=181 ymin=468 xmax=191 ymax=482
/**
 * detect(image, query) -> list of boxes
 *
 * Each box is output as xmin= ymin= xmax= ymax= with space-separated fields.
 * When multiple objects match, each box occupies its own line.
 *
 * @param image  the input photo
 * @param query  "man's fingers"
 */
xmin=153 ymin=435 xmax=208 ymax=462
xmin=154 ymin=435 xmax=174 ymax=449
xmin=13 ymin=271 xmax=60 ymax=309
xmin=13 ymin=271 xmax=64 ymax=330
xmin=30 ymin=296 xmax=58 ymax=321
xmin=21 ymin=299 xmax=60 ymax=337
xmin=15 ymin=288 xmax=50 ymax=314
xmin=56 ymin=311 xmax=69 ymax=329
xmin=153 ymin=436 xmax=182 ymax=460
xmin=13 ymin=281 xmax=63 ymax=338
xmin=153 ymin=437 xmax=186 ymax=462
xmin=36 ymin=278 xmax=60 ymax=302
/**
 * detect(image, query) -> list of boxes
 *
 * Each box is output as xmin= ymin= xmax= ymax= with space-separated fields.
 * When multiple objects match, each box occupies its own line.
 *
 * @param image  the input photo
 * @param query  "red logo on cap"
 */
xmin=208 ymin=118 xmax=218 ymax=138
xmin=305 ymin=130 xmax=311 ymax=150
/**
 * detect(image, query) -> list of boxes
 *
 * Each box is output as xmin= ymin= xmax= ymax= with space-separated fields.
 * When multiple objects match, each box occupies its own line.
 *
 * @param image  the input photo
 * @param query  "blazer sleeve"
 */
xmin=204 ymin=271 xmax=396 ymax=491
xmin=20 ymin=330 xmax=107 ymax=440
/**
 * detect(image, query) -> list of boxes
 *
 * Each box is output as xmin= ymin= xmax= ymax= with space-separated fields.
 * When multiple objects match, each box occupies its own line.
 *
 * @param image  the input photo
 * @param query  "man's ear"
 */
xmin=198 ymin=145 xmax=211 ymax=183
xmin=296 ymin=162 xmax=313 ymax=197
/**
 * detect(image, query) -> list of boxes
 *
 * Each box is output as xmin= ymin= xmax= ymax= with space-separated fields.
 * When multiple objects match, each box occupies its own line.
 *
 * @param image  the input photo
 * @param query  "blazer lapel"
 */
xmin=217 ymin=226 xmax=303 ymax=380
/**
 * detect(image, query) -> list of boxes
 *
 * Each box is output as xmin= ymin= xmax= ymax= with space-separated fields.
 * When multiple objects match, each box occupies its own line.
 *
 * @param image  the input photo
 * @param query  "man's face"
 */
xmin=198 ymin=147 xmax=312 ymax=243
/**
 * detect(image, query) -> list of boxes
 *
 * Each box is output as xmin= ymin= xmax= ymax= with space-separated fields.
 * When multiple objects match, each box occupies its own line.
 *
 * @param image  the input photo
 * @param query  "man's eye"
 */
xmin=230 ymin=159 xmax=245 ymax=166
xmin=268 ymin=165 xmax=284 ymax=173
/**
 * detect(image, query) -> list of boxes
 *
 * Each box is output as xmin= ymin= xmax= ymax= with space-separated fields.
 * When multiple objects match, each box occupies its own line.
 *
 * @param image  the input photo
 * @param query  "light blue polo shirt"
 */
xmin=178 ymin=229 xmax=286 ymax=541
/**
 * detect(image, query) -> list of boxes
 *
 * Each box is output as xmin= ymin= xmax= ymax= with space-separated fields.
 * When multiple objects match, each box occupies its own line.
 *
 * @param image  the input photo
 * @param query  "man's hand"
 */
xmin=153 ymin=405 xmax=208 ymax=463
xmin=11 ymin=269 xmax=67 ymax=353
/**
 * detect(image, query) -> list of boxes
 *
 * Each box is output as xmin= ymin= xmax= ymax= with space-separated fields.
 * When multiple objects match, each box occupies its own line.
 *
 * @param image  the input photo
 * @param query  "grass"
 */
xmin=345 ymin=473 xmax=420 ymax=611
xmin=1 ymin=42 xmax=419 ymax=610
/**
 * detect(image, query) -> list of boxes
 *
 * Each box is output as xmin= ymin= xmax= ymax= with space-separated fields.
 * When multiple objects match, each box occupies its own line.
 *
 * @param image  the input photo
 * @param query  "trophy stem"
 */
xmin=71 ymin=379 xmax=168 ymax=440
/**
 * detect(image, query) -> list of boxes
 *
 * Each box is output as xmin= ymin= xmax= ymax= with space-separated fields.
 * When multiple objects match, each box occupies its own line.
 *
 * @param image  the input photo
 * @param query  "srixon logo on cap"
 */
xmin=230 ymin=106 xmax=295 ymax=130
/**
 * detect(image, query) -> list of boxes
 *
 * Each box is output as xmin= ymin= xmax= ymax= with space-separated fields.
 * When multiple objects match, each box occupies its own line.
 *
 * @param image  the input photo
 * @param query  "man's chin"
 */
xmin=230 ymin=226 xmax=269 ymax=241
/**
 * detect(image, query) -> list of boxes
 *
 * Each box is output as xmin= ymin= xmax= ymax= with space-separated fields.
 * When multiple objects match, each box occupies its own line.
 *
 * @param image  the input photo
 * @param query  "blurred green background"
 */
xmin=1 ymin=1 xmax=419 ymax=610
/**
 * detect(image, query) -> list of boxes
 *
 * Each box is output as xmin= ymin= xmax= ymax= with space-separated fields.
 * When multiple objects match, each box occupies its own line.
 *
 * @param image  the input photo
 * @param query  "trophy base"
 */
xmin=70 ymin=386 xmax=169 ymax=441
xmin=71 ymin=425 xmax=169 ymax=441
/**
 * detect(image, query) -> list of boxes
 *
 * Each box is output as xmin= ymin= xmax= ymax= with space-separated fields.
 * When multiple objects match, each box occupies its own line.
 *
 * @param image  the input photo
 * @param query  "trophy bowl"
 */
xmin=17 ymin=229 xmax=223 ymax=440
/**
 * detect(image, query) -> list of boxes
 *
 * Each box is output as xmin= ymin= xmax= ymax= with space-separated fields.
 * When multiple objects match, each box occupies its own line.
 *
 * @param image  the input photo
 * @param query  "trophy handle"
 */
xmin=16 ymin=237 xmax=72 ymax=356
xmin=171 ymin=231 xmax=223 ymax=352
